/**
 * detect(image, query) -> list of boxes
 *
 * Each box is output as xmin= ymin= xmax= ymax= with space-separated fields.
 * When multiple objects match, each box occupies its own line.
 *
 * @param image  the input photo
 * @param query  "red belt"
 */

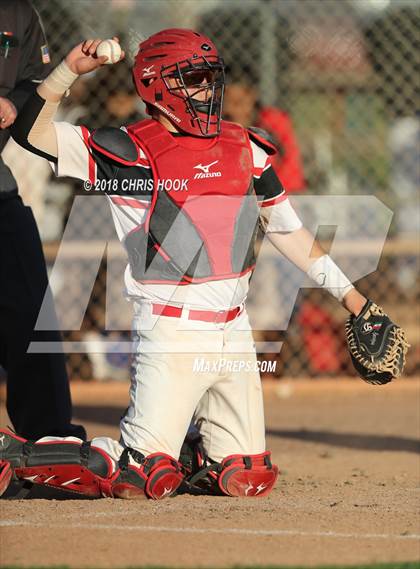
xmin=152 ymin=303 xmax=242 ymax=323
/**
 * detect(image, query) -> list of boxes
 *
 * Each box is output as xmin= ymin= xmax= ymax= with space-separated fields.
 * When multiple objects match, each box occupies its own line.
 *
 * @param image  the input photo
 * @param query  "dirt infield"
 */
xmin=0 ymin=379 xmax=419 ymax=568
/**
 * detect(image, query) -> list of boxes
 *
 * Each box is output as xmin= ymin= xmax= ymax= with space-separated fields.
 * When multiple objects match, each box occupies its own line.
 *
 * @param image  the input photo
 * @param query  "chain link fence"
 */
xmin=3 ymin=0 xmax=419 ymax=380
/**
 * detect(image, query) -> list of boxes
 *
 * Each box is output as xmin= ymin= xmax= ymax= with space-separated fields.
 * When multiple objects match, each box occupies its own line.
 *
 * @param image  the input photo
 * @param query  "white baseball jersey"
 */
xmin=51 ymin=121 xmax=302 ymax=311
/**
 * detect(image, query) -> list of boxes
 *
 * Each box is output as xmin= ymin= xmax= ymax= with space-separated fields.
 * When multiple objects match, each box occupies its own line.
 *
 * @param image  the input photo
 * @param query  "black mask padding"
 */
xmin=191 ymin=98 xmax=220 ymax=116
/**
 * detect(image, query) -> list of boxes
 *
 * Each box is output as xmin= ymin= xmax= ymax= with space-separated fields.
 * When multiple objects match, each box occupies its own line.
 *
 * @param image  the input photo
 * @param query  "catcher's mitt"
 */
xmin=345 ymin=300 xmax=410 ymax=385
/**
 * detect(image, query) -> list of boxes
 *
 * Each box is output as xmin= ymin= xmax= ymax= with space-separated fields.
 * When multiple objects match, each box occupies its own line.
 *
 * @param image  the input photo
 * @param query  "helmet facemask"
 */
xmin=161 ymin=56 xmax=225 ymax=137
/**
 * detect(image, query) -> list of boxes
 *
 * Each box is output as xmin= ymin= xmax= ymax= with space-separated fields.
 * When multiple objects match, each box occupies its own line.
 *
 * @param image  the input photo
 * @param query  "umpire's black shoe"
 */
xmin=48 ymin=424 xmax=87 ymax=441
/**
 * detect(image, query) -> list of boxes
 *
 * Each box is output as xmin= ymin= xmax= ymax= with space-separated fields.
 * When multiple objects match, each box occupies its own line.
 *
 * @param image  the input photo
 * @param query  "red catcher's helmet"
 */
xmin=133 ymin=28 xmax=225 ymax=137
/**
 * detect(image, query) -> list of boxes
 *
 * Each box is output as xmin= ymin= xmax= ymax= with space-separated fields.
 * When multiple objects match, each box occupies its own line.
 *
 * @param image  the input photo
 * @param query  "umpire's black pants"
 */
xmin=0 ymin=192 xmax=84 ymax=440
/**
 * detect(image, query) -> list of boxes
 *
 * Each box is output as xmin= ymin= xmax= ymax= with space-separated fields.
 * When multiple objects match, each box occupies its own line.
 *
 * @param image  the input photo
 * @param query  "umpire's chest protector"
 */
xmin=126 ymin=119 xmax=259 ymax=284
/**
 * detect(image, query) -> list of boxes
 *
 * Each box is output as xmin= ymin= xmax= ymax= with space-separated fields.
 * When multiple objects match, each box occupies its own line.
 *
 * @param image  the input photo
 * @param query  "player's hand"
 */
xmin=65 ymin=37 xmax=125 ymax=75
xmin=0 ymin=97 xmax=17 ymax=129
xmin=342 ymin=288 xmax=367 ymax=317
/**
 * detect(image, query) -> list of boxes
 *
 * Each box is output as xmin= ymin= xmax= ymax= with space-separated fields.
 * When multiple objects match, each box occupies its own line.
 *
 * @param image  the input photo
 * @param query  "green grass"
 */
xmin=2 ymin=562 xmax=419 ymax=569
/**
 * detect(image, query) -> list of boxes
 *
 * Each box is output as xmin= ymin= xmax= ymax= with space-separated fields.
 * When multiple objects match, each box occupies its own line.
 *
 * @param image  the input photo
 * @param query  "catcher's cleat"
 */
xmin=178 ymin=430 xmax=213 ymax=495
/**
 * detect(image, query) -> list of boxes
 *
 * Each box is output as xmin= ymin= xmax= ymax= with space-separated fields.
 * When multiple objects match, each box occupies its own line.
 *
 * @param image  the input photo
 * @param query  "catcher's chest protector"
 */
xmin=126 ymin=119 xmax=258 ymax=284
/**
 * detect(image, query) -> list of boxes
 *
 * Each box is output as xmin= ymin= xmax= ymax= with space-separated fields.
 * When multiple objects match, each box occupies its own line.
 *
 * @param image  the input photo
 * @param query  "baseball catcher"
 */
xmin=0 ymin=29 xmax=409 ymax=500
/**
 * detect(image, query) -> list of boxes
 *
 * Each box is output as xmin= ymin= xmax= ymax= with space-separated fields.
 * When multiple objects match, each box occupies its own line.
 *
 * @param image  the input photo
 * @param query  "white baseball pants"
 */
xmin=93 ymin=299 xmax=266 ymax=464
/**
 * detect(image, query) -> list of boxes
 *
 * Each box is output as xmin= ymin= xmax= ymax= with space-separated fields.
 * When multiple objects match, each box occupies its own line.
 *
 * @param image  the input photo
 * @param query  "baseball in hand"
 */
xmin=96 ymin=39 xmax=122 ymax=64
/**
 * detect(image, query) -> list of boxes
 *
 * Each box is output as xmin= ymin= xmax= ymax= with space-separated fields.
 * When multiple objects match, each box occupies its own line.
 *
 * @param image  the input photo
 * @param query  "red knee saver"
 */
xmin=109 ymin=452 xmax=184 ymax=500
xmin=218 ymin=451 xmax=279 ymax=497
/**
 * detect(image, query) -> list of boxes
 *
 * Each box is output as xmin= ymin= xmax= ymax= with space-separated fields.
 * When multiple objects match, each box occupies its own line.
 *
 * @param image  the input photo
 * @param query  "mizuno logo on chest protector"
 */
xmin=193 ymin=160 xmax=221 ymax=179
